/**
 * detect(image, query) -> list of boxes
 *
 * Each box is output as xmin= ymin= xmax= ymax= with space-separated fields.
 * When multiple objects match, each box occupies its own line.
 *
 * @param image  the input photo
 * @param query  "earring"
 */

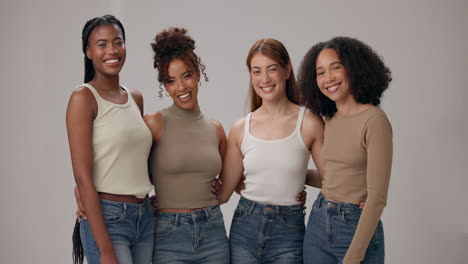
xmin=165 ymin=90 xmax=170 ymax=97
xmin=198 ymin=81 xmax=202 ymax=87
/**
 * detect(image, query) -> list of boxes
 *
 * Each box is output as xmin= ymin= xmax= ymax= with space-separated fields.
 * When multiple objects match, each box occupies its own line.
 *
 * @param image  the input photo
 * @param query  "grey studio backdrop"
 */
xmin=0 ymin=0 xmax=466 ymax=263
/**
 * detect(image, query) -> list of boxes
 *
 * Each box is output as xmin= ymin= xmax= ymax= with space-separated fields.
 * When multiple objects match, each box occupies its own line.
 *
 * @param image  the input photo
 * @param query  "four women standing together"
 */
xmin=68 ymin=15 xmax=392 ymax=264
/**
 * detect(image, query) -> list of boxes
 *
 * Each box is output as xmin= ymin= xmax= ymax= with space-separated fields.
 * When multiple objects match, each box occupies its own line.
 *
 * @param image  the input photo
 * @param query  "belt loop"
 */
xmin=175 ymin=213 xmax=180 ymax=227
xmin=204 ymin=207 xmax=210 ymax=222
xmin=247 ymin=199 xmax=255 ymax=215
xmin=123 ymin=203 xmax=127 ymax=217
xmin=275 ymin=205 xmax=280 ymax=215
xmin=317 ymin=193 xmax=323 ymax=208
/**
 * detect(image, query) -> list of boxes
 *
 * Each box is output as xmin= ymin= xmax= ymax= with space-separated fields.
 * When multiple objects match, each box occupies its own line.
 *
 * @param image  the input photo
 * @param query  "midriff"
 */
xmin=158 ymin=208 xmax=204 ymax=213
xmin=98 ymin=192 xmax=146 ymax=204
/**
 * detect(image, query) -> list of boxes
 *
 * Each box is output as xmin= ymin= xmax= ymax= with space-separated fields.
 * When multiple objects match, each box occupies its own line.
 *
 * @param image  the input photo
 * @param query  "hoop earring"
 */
xmin=198 ymin=81 xmax=202 ymax=87
xmin=165 ymin=90 xmax=170 ymax=97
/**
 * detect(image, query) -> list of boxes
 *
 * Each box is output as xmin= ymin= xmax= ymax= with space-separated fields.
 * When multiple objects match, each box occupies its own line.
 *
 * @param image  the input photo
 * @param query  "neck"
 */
xmin=335 ymin=97 xmax=368 ymax=116
xmin=257 ymin=97 xmax=294 ymax=117
xmin=170 ymin=103 xmax=202 ymax=119
xmin=89 ymin=74 xmax=120 ymax=92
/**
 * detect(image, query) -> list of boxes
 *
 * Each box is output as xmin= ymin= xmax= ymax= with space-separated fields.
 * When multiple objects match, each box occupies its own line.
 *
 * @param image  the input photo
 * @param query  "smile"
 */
xmin=326 ymin=84 xmax=340 ymax=93
xmin=104 ymin=58 xmax=121 ymax=65
xmin=178 ymin=92 xmax=191 ymax=102
xmin=260 ymin=85 xmax=274 ymax=93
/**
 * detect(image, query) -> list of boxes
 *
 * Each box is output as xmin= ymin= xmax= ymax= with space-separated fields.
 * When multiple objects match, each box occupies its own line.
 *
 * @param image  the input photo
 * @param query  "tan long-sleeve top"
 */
xmin=321 ymin=106 xmax=392 ymax=263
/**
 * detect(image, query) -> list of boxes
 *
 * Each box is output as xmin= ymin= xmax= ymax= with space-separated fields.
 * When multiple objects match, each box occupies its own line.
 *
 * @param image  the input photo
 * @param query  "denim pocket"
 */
xmin=102 ymin=208 xmax=124 ymax=223
xmin=279 ymin=215 xmax=305 ymax=230
xmin=155 ymin=219 xmax=175 ymax=238
xmin=209 ymin=208 xmax=226 ymax=227
xmin=337 ymin=209 xmax=361 ymax=227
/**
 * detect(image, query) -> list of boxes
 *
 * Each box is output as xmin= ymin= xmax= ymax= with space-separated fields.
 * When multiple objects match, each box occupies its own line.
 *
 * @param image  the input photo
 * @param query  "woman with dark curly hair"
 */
xmin=298 ymin=37 xmax=393 ymax=264
xmin=144 ymin=27 xmax=230 ymax=263
xmin=217 ymin=38 xmax=325 ymax=263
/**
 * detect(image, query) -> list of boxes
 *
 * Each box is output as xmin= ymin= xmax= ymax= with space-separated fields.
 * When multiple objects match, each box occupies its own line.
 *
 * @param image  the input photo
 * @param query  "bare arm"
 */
xmin=217 ymin=118 xmax=245 ymax=204
xmin=129 ymin=87 xmax=144 ymax=115
xmin=302 ymin=110 xmax=326 ymax=188
xmin=66 ymin=88 xmax=116 ymax=260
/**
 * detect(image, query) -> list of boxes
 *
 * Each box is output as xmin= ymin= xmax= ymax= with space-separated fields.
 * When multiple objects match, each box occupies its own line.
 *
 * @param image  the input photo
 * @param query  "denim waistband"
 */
xmin=238 ymin=196 xmax=304 ymax=216
xmin=99 ymin=196 xmax=152 ymax=216
xmin=315 ymin=192 xmax=361 ymax=211
xmin=155 ymin=205 xmax=222 ymax=223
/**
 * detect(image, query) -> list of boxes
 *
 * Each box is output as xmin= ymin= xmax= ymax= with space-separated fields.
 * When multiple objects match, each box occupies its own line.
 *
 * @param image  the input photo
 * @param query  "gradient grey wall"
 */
xmin=1 ymin=0 xmax=466 ymax=263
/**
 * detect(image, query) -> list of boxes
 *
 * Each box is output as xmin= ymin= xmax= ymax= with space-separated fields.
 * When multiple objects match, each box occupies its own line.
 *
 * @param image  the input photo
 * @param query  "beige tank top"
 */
xmin=81 ymin=83 xmax=153 ymax=199
xmin=150 ymin=104 xmax=221 ymax=209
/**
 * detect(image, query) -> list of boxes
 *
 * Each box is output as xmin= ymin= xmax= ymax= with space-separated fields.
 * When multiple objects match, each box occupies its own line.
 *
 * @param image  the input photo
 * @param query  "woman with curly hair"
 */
xmin=217 ymin=38 xmax=325 ymax=263
xmin=298 ymin=37 xmax=393 ymax=264
xmin=67 ymin=15 xmax=154 ymax=264
xmin=144 ymin=27 xmax=230 ymax=263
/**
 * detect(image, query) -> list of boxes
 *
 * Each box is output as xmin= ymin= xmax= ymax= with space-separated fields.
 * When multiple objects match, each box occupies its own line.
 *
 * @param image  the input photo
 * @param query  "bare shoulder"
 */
xmin=143 ymin=112 xmax=164 ymax=142
xmin=228 ymin=117 xmax=246 ymax=145
xmin=143 ymin=112 xmax=164 ymax=131
xmin=301 ymin=108 xmax=324 ymax=138
xmin=127 ymin=87 xmax=143 ymax=101
xmin=67 ymin=86 xmax=97 ymax=113
xmin=127 ymin=87 xmax=144 ymax=113
xmin=209 ymin=118 xmax=224 ymax=132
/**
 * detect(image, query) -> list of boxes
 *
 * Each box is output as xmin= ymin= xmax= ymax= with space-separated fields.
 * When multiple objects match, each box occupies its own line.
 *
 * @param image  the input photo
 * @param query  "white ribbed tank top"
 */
xmin=81 ymin=83 xmax=153 ymax=198
xmin=240 ymin=106 xmax=310 ymax=205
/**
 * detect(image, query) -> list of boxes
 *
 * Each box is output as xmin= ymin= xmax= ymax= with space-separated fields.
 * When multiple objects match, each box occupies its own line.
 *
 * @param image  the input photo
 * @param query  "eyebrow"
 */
xmin=95 ymin=37 xmax=123 ymax=43
xmin=166 ymin=70 xmax=193 ymax=80
xmin=251 ymin=63 xmax=279 ymax=70
xmin=316 ymin=61 xmax=341 ymax=70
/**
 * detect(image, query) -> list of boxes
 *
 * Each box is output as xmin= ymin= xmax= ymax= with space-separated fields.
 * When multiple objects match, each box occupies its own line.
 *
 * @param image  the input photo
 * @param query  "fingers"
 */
xmin=150 ymin=195 xmax=158 ymax=211
xmin=359 ymin=202 xmax=365 ymax=209
xmin=211 ymin=178 xmax=222 ymax=196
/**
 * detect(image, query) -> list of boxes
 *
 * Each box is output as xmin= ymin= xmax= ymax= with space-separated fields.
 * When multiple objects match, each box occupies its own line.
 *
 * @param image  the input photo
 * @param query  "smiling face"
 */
xmin=86 ymin=24 xmax=126 ymax=79
xmin=250 ymin=53 xmax=290 ymax=103
xmin=315 ymin=48 xmax=353 ymax=104
xmin=164 ymin=58 xmax=200 ymax=111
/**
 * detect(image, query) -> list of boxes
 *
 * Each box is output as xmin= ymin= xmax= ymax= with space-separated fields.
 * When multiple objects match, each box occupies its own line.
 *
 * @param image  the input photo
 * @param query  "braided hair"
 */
xmin=150 ymin=27 xmax=208 ymax=98
xmin=73 ymin=16 xmax=126 ymax=264
xmin=82 ymin=15 xmax=126 ymax=83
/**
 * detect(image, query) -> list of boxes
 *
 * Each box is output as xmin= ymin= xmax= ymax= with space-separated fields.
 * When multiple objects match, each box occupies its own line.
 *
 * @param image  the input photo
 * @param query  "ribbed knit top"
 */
xmin=320 ymin=106 xmax=392 ymax=262
xmin=150 ymin=104 xmax=221 ymax=209
xmin=81 ymin=83 xmax=153 ymax=199
xmin=240 ymin=106 xmax=310 ymax=205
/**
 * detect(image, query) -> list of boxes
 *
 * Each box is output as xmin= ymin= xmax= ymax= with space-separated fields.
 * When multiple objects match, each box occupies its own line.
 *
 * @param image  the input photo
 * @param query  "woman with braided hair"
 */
xmin=145 ymin=27 xmax=230 ymax=263
xmin=67 ymin=15 xmax=154 ymax=264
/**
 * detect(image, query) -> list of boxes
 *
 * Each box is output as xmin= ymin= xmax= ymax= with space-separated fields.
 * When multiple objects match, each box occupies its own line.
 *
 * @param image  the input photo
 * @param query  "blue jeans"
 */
xmin=79 ymin=198 xmax=154 ymax=264
xmin=303 ymin=193 xmax=385 ymax=264
xmin=153 ymin=205 xmax=230 ymax=263
xmin=229 ymin=197 xmax=305 ymax=264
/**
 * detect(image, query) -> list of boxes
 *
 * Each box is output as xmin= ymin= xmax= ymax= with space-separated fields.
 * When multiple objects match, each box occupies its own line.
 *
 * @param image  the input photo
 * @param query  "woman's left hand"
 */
xmin=296 ymin=189 xmax=307 ymax=207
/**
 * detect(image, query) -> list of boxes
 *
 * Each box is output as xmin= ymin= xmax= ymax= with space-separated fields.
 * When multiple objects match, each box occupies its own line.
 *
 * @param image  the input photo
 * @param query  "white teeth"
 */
xmin=179 ymin=92 xmax=190 ymax=99
xmin=327 ymin=85 xmax=339 ymax=92
xmin=105 ymin=59 xmax=119 ymax=63
xmin=262 ymin=86 xmax=273 ymax=92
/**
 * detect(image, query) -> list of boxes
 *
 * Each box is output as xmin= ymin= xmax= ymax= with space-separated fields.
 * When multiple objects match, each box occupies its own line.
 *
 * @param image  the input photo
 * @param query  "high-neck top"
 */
xmin=150 ymin=104 xmax=221 ymax=209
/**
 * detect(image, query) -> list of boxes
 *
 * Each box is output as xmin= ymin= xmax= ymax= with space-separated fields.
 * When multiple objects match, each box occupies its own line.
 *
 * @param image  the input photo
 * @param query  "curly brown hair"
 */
xmin=151 ymin=27 xmax=208 ymax=98
xmin=298 ymin=37 xmax=392 ymax=117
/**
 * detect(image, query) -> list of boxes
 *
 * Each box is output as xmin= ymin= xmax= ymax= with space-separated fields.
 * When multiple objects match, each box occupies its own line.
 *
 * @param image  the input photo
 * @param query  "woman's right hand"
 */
xmin=74 ymin=186 xmax=87 ymax=220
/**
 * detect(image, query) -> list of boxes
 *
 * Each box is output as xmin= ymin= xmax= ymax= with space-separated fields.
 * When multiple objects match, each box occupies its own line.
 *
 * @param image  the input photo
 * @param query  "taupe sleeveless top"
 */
xmin=150 ymin=104 xmax=221 ymax=209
